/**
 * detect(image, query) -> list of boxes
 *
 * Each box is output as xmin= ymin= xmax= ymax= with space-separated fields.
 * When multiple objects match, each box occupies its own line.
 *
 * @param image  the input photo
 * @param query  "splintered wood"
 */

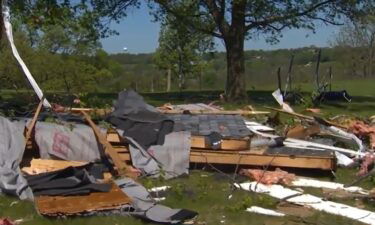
xmin=80 ymin=110 xmax=137 ymax=178
xmin=107 ymin=131 xmax=336 ymax=171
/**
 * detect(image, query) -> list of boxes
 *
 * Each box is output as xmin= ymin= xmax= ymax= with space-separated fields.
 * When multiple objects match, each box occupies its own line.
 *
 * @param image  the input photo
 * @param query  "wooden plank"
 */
xmin=190 ymin=136 xmax=249 ymax=150
xmin=80 ymin=110 xmax=137 ymax=178
xmin=189 ymin=151 xmax=334 ymax=170
xmin=116 ymin=149 xmax=335 ymax=171
xmin=107 ymin=131 xmax=121 ymax=143
xmin=221 ymin=138 xmax=250 ymax=150
xmin=25 ymin=99 xmax=44 ymax=143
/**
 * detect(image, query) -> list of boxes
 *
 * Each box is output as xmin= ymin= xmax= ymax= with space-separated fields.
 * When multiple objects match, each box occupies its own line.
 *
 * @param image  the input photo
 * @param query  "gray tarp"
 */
xmin=128 ymin=131 xmax=191 ymax=179
xmin=35 ymin=122 xmax=102 ymax=162
xmin=115 ymin=178 xmax=197 ymax=224
xmin=0 ymin=116 xmax=33 ymax=200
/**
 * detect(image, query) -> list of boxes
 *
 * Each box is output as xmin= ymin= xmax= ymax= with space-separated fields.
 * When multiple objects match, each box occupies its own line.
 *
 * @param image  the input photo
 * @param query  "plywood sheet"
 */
xmin=35 ymin=183 xmax=131 ymax=216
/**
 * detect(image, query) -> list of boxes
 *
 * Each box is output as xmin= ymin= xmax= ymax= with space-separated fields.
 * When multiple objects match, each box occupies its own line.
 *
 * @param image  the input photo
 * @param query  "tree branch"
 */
xmin=154 ymin=0 xmax=223 ymax=38
xmin=306 ymin=15 xmax=344 ymax=25
xmin=202 ymin=0 xmax=230 ymax=36
xmin=246 ymin=0 xmax=336 ymax=31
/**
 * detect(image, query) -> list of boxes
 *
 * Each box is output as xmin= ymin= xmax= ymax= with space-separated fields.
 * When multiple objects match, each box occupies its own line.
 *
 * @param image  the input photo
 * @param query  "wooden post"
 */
xmin=315 ymin=49 xmax=322 ymax=92
xmin=283 ymin=55 xmax=294 ymax=97
xmin=329 ymin=66 xmax=332 ymax=92
xmin=24 ymin=98 xmax=44 ymax=143
xmin=277 ymin=67 xmax=282 ymax=93
xmin=80 ymin=110 xmax=137 ymax=178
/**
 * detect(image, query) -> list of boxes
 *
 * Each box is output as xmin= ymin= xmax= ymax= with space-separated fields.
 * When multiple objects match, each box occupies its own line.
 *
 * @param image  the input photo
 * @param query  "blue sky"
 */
xmin=101 ymin=3 xmax=340 ymax=54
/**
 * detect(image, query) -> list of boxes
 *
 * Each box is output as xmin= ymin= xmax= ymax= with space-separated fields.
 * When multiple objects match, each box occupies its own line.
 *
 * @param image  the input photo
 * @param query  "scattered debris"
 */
xmin=286 ymin=124 xmax=320 ymax=139
xmin=0 ymin=218 xmax=16 ymax=225
xmin=272 ymin=89 xmax=294 ymax=113
xmin=348 ymin=121 xmax=375 ymax=150
xmin=304 ymin=108 xmax=321 ymax=114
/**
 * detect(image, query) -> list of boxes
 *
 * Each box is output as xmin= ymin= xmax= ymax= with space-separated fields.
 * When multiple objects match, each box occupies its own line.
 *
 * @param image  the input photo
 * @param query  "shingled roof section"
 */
xmin=169 ymin=114 xmax=252 ymax=138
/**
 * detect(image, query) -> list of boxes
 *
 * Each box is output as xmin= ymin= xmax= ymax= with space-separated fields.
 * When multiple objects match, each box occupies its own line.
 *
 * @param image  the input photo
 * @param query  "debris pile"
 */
xmin=0 ymin=89 xmax=374 ymax=224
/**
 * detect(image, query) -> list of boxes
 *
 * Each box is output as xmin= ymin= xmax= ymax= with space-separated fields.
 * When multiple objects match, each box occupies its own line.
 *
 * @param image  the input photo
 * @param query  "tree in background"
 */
xmin=0 ymin=0 xmax=122 ymax=93
xmin=332 ymin=11 xmax=375 ymax=78
xmin=149 ymin=0 xmax=372 ymax=101
xmin=153 ymin=4 xmax=213 ymax=92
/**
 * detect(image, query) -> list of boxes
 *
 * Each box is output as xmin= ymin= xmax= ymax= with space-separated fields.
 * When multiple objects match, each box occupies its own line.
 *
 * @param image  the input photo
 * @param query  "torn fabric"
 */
xmin=2 ymin=0 xmax=51 ymax=108
xmin=127 ymin=131 xmax=191 ymax=179
xmin=0 ymin=116 xmax=33 ymax=200
xmin=35 ymin=122 xmax=102 ymax=162
xmin=107 ymin=90 xmax=174 ymax=150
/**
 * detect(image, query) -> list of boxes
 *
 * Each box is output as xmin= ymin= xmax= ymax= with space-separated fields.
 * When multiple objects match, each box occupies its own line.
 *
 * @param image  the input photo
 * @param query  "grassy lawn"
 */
xmin=0 ymin=169 xmax=370 ymax=225
xmin=0 ymin=78 xmax=374 ymax=225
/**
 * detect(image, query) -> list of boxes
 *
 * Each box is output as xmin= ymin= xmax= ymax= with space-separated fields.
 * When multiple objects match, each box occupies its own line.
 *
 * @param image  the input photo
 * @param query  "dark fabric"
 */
xmin=26 ymin=163 xmax=111 ymax=196
xmin=205 ymin=132 xmax=222 ymax=150
xmin=170 ymin=209 xmax=198 ymax=221
xmin=107 ymin=90 xmax=174 ymax=149
xmin=315 ymin=90 xmax=352 ymax=102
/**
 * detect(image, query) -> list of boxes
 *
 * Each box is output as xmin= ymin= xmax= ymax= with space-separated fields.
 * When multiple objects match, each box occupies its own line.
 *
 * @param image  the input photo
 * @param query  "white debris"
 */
xmin=245 ymin=121 xmax=275 ymax=132
xmin=272 ymin=89 xmax=294 ymax=113
xmin=236 ymin=182 xmax=375 ymax=225
xmin=148 ymin=186 xmax=171 ymax=193
xmin=246 ymin=206 xmax=285 ymax=217
xmin=335 ymin=151 xmax=354 ymax=167
xmin=291 ymin=178 xmax=368 ymax=195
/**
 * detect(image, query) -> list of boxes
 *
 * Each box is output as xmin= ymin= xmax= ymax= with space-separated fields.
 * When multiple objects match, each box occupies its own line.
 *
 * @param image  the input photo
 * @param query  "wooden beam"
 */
xmin=108 ymin=131 xmax=250 ymax=150
xmin=25 ymin=99 xmax=44 ymax=143
xmin=191 ymin=150 xmax=334 ymax=170
xmin=158 ymin=109 xmax=269 ymax=115
xmin=190 ymin=136 xmax=250 ymax=150
xmin=115 ymin=148 xmax=335 ymax=171
xmin=80 ymin=110 xmax=137 ymax=178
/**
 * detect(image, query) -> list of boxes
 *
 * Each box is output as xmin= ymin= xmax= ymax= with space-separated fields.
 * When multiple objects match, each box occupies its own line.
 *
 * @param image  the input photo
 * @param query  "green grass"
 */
xmin=0 ymin=171 xmax=368 ymax=225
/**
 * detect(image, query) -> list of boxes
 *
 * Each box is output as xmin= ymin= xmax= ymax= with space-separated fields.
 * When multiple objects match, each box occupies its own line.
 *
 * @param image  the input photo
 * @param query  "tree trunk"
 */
xmin=199 ymin=68 xmax=202 ymax=91
xmin=166 ymin=68 xmax=171 ymax=92
xmin=222 ymin=0 xmax=247 ymax=102
xmin=0 ymin=0 xmax=3 ymax=42
xmin=224 ymin=35 xmax=246 ymax=102
xmin=151 ymin=77 xmax=154 ymax=93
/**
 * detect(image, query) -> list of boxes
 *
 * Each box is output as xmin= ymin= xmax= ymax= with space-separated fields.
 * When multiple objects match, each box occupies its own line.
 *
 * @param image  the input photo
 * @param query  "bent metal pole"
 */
xmin=1 ymin=0 xmax=51 ymax=108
